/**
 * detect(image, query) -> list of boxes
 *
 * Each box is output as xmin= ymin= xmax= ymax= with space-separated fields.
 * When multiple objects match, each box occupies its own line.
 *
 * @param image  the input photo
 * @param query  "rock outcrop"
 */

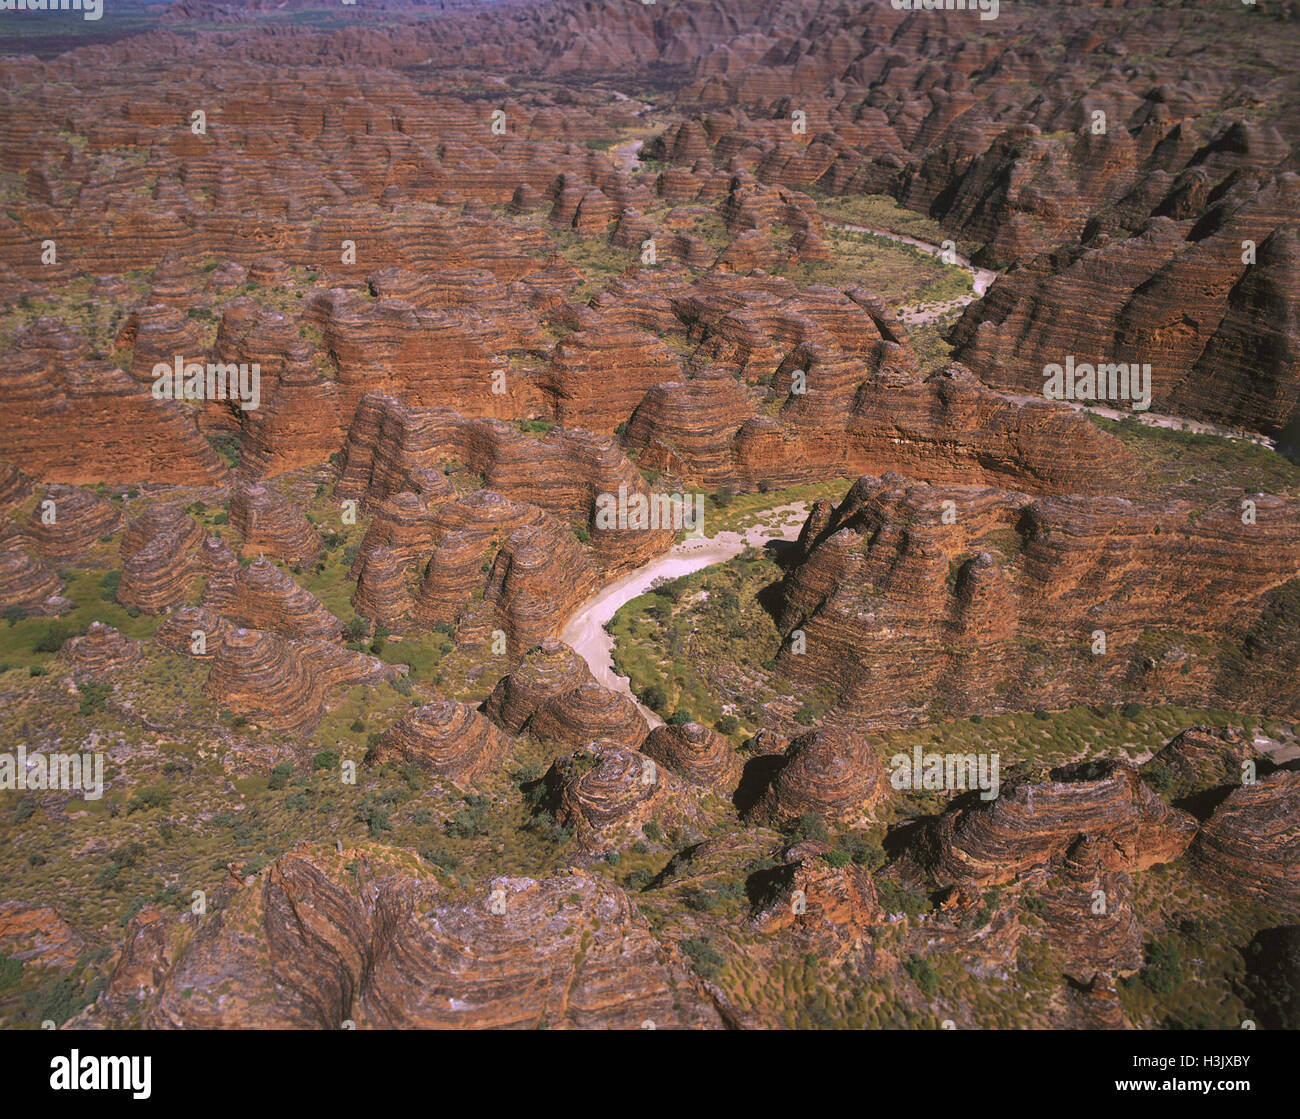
xmin=747 ymin=726 xmax=886 ymax=827
xmin=1191 ymin=771 xmax=1300 ymax=920
xmin=370 ymin=701 xmax=511 ymax=788
xmin=902 ymin=760 xmax=1198 ymax=889
xmin=642 ymin=721 xmax=743 ymax=794
xmin=80 ymin=844 xmax=719 ymax=1029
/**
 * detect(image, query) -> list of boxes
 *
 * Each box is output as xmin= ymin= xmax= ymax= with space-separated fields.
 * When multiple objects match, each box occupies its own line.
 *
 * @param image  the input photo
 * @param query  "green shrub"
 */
xmin=794 ymin=811 xmax=829 ymax=844
xmin=1140 ymin=938 xmax=1184 ymax=995
xmin=33 ymin=623 xmax=79 ymax=654
xmin=878 ymin=881 xmax=933 ymax=917
xmin=445 ymin=794 xmax=490 ymax=838
xmin=267 ymin=762 xmax=292 ymax=790
xmin=78 ymin=682 xmax=112 ymax=716
xmin=0 ymin=954 xmax=22 ymax=990
xmin=342 ymin=615 xmax=370 ymax=642
xmin=312 ymin=750 xmax=339 ymax=771
xmin=715 ymin=714 xmax=740 ymax=734
xmin=904 ymin=954 xmax=939 ymax=996
xmin=420 ymin=846 xmax=460 ymax=871
xmin=682 ymin=937 xmax=726 ymax=981
xmin=639 ymin=684 xmax=668 ymax=712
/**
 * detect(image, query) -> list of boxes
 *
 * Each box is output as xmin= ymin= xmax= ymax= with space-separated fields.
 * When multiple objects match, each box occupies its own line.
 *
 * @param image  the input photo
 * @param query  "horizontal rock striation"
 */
xmin=59 ymin=621 xmax=144 ymax=678
xmin=201 ymin=557 xmax=342 ymax=641
xmin=747 ymin=726 xmax=887 ymax=828
xmin=0 ymin=546 xmax=70 ymax=616
xmin=369 ymin=701 xmax=511 ymax=789
xmin=542 ymin=739 xmax=695 ymax=853
xmin=1191 ymin=771 xmax=1300 ymax=920
xmin=0 ymin=322 xmax=227 ymax=485
xmin=203 ymin=625 xmax=396 ymax=734
xmin=228 ymin=481 xmax=323 ymax=567
xmin=775 ymin=474 xmax=1300 ymax=725
xmin=641 ymin=721 xmax=743 ymax=794
xmin=21 ymin=485 xmax=121 ymax=565
xmin=902 ymin=760 xmax=1197 ymax=889
xmin=118 ymin=508 xmax=238 ymax=616
xmin=81 ymin=844 xmax=718 ymax=1029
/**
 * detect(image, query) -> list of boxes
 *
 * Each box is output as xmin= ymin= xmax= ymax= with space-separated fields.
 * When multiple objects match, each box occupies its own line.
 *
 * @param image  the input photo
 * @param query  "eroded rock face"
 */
xmin=1036 ymin=836 xmax=1143 ymax=985
xmin=747 ymin=840 xmax=880 ymax=960
xmin=527 ymin=679 xmax=649 ymax=754
xmin=80 ymin=844 xmax=719 ymax=1030
xmin=775 ymin=474 xmax=1300 ymax=726
xmin=201 ymin=557 xmax=342 ymax=641
xmin=21 ymin=484 xmax=121 ymax=565
xmin=203 ymin=626 xmax=396 ymax=734
xmin=542 ymin=739 xmax=696 ymax=853
xmin=1192 ymin=771 xmax=1300 ymax=920
xmin=481 ymin=637 xmax=590 ymax=734
xmin=0 ymin=546 xmax=69 ymax=616
xmin=154 ymin=606 xmax=234 ymax=660
xmin=370 ymin=701 xmax=511 ymax=789
xmin=117 ymin=505 xmax=230 ymax=615
xmin=903 ymin=760 xmax=1198 ymax=889
xmin=642 ymin=721 xmax=743 ymax=794
xmin=229 ymin=481 xmax=322 ymax=567
xmin=0 ymin=324 xmax=227 ymax=486
xmin=1140 ymin=725 xmax=1260 ymax=803
xmin=748 ymin=726 xmax=886 ymax=828
xmin=952 ymin=180 xmax=1300 ymax=437
xmin=59 ymin=621 xmax=144 ymax=678
xmin=351 ymin=486 xmax=596 ymax=657
xmin=336 ymin=394 xmax=672 ymax=573
xmin=0 ymin=901 xmax=85 ymax=971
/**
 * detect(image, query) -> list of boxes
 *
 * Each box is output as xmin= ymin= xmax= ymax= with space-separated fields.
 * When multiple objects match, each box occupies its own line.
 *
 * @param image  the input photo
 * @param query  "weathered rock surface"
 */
xmin=370 ymin=701 xmax=511 ymax=789
xmin=228 ymin=481 xmax=322 ymax=567
xmin=775 ymin=474 xmax=1300 ymax=725
xmin=642 ymin=721 xmax=743 ymax=794
xmin=747 ymin=726 xmax=886 ymax=828
xmin=902 ymin=760 xmax=1198 ymax=889
xmin=79 ymin=844 xmax=719 ymax=1029
xmin=1191 ymin=771 xmax=1300 ymax=920
xmin=59 ymin=621 xmax=144 ymax=678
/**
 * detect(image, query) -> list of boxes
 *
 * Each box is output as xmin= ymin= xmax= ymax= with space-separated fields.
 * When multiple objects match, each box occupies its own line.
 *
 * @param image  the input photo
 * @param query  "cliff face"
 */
xmin=370 ymin=701 xmax=511 ymax=789
xmin=774 ymin=474 xmax=1300 ymax=726
xmin=0 ymin=323 xmax=227 ymax=486
xmin=950 ymin=179 xmax=1300 ymax=437
xmin=80 ymin=843 xmax=721 ymax=1030
xmin=899 ymin=760 xmax=1197 ymax=889
xmin=1191 ymin=771 xmax=1300 ymax=921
